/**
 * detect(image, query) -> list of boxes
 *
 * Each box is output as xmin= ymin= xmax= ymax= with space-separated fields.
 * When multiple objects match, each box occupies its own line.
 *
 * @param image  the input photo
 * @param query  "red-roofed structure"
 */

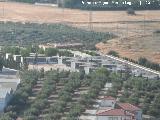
xmin=97 ymin=109 xmax=133 ymax=116
xmin=117 ymin=103 xmax=142 ymax=120
xmin=117 ymin=103 xmax=140 ymax=112
xmin=96 ymin=109 xmax=134 ymax=120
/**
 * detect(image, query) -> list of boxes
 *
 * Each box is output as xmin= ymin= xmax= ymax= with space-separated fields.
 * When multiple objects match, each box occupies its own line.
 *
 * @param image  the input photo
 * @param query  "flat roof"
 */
xmin=0 ymin=82 xmax=18 ymax=91
xmin=0 ymin=68 xmax=19 ymax=91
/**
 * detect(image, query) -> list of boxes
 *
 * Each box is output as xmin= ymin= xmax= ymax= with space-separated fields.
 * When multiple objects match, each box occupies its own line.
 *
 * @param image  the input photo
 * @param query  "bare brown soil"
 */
xmin=0 ymin=2 xmax=160 ymax=63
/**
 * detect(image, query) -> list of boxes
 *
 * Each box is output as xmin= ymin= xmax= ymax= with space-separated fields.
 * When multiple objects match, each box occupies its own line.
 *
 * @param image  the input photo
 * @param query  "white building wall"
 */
xmin=13 ymin=55 xmax=21 ymax=62
xmin=58 ymin=57 xmax=63 ymax=64
xmin=97 ymin=115 xmax=132 ymax=120
xmin=84 ymin=67 xmax=90 ymax=74
xmin=5 ymin=53 xmax=12 ymax=60
xmin=0 ymin=90 xmax=13 ymax=113
xmin=0 ymin=98 xmax=6 ymax=112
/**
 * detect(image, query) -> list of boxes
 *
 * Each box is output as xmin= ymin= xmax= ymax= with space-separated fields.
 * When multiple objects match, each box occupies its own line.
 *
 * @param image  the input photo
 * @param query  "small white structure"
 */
xmin=99 ymin=96 xmax=116 ymax=108
xmin=0 ymin=88 xmax=13 ymax=112
xmin=58 ymin=56 xmax=63 ymax=65
xmin=13 ymin=55 xmax=21 ymax=62
xmin=5 ymin=53 xmax=12 ymax=60
xmin=84 ymin=66 xmax=90 ymax=74
xmin=117 ymin=103 xmax=142 ymax=120
xmin=96 ymin=109 xmax=134 ymax=120
xmin=71 ymin=61 xmax=76 ymax=71
xmin=21 ymin=57 xmax=24 ymax=63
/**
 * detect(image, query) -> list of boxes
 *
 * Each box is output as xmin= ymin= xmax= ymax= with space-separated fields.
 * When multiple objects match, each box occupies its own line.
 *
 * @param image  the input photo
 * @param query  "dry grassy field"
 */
xmin=1 ymin=2 xmax=160 ymax=23
xmin=0 ymin=2 xmax=160 ymax=63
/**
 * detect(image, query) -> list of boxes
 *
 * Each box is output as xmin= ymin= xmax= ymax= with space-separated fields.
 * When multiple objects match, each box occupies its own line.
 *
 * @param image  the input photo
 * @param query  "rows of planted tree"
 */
xmin=22 ymin=69 xmax=65 ymax=120
xmin=0 ymin=69 xmax=71 ymax=120
xmin=43 ymin=71 xmax=83 ymax=120
xmin=66 ymin=68 xmax=110 ymax=120
xmin=0 ymin=22 xmax=113 ymax=49
xmin=107 ymin=72 xmax=160 ymax=118
xmin=0 ymin=68 xmax=110 ymax=120
xmin=1 ymin=67 xmax=160 ymax=119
